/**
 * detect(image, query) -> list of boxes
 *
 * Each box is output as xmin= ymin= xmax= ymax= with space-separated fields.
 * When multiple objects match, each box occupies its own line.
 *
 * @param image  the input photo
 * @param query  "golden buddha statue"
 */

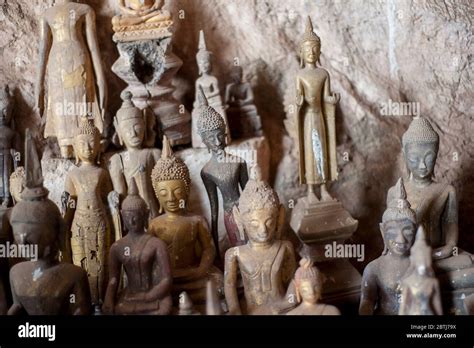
xmin=287 ymin=258 xmax=340 ymax=315
xmin=359 ymin=178 xmax=417 ymax=315
xmin=387 ymin=116 xmax=474 ymax=311
xmin=63 ymin=117 xmax=113 ymax=311
xmin=224 ymin=179 xmax=296 ymax=315
xmin=149 ymin=136 xmax=222 ymax=304
xmin=35 ymin=0 xmax=107 ymax=159
xmin=112 ymin=0 xmax=172 ymax=42
xmin=103 ymin=178 xmax=173 ymax=315
xmin=296 ymin=16 xmax=339 ymax=201
xmin=8 ymin=129 xmax=91 ymax=315
xmin=399 ymin=227 xmax=443 ymax=315
xmin=109 ymin=91 xmax=161 ymax=220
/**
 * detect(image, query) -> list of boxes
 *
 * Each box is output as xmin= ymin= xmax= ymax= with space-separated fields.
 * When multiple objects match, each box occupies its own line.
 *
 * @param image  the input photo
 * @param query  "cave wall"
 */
xmin=0 ymin=0 xmax=472 ymax=268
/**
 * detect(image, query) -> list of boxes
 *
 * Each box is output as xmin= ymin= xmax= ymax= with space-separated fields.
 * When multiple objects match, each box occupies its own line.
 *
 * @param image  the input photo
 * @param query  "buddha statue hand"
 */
xmin=325 ymin=92 xmax=340 ymax=105
xmin=174 ymin=267 xmax=206 ymax=282
xmin=433 ymin=244 xmax=456 ymax=260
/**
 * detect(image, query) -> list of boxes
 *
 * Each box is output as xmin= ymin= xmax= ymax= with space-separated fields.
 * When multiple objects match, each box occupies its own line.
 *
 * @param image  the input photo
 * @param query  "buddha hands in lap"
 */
xmin=149 ymin=136 xmax=222 ymax=304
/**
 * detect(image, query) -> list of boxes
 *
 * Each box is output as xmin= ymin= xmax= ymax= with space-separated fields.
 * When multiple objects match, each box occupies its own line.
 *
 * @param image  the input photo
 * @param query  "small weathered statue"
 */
xmin=149 ymin=136 xmax=221 ymax=303
xmin=192 ymin=30 xmax=230 ymax=148
xmin=35 ymin=0 xmax=107 ymax=159
xmin=109 ymin=91 xmax=161 ymax=219
xmin=112 ymin=0 xmax=171 ymax=38
xmin=103 ymin=178 xmax=173 ymax=315
xmin=63 ymin=117 xmax=114 ymax=311
xmin=225 ymin=66 xmax=263 ymax=139
xmin=8 ymin=129 xmax=91 ymax=315
xmin=9 ymin=167 xmax=25 ymax=206
xmin=198 ymin=89 xmax=249 ymax=258
xmin=0 ymin=86 xmax=20 ymax=207
xmin=287 ymin=258 xmax=340 ymax=315
xmin=388 ymin=116 xmax=474 ymax=313
xmin=296 ymin=16 xmax=339 ymax=201
xmin=359 ymin=178 xmax=417 ymax=315
xmin=399 ymin=227 xmax=443 ymax=315
xmin=224 ymin=179 xmax=296 ymax=315
xmin=178 ymin=292 xmax=199 ymax=315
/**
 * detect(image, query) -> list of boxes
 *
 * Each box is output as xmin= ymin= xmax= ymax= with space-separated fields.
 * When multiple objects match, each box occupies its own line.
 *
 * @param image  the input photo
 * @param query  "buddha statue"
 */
xmin=287 ymin=258 xmax=340 ymax=315
xmin=178 ymin=292 xmax=199 ymax=315
xmin=224 ymin=179 xmax=296 ymax=315
xmin=113 ymin=0 xmax=171 ymax=28
xmin=103 ymin=178 xmax=173 ymax=315
xmin=35 ymin=0 xmax=107 ymax=159
xmin=149 ymin=136 xmax=222 ymax=304
xmin=387 ymin=116 xmax=474 ymax=309
xmin=399 ymin=226 xmax=443 ymax=315
xmin=295 ymin=16 xmax=339 ymax=201
xmin=109 ymin=91 xmax=161 ymax=219
xmin=9 ymin=167 xmax=25 ymax=206
xmin=0 ymin=85 xmax=20 ymax=208
xmin=192 ymin=30 xmax=230 ymax=148
xmin=359 ymin=178 xmax=417 ymax=315
xmin=63 ymin=117 xmax=114 ymax=311
xmin=198 ymin=88 xmax=249 ymax=259
xmin=8 ymin=129 xmax=91 ymax=315
xmin=225 ymin=66 xmax=263 ymax=139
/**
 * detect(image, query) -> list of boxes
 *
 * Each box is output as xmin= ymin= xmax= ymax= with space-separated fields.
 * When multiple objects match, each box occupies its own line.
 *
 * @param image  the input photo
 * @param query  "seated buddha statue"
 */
xmin=149 ymin=136 xmax=222 ymax=304
xmin=224 ymin=179 xmax=296 ymax=315
xmin=8 ymin=130 xmax=91 ymax=315
xmin=359 ymin=178 xmax=417 ymax=315
xmin=112 ymin=0 xmax=171 ymax=29
xmin=103 ymin=178 xmax=172 ymax=315
xmin=387 ymin=116 xmax=474 ymax=304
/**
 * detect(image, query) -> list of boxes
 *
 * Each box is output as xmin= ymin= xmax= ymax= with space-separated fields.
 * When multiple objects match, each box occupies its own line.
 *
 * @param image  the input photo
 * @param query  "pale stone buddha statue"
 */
xmin=224 ymin=179 xmax=296 ymax=315
xmin=198 ymin=87 xmax=249 ymax=259
xmin=287 ymin=258 xmax=340 ymax=315
xmin=103 ymin=178 xmax=173 ymax=315
xmin=109 ymin=91 xmax=161 ymax=220
xmin=399 ymin=226 xmax=443 ymax=315
xmin=149 ymin=136 xmax=222 ymax=304
xmin=63 ymin=117 xmax=114 ymax=311
xmin=8 ymin=129 xmax=91 ymax=315
xmin=387 ymin=116 xmax=474 ymax=297
xmin=359 ymin=178 xmax=417 ymax=315
xmin=296 ymin=16 xmax=339 ymax=201
xmin=112 ymin=0 xmax=171 ymax=30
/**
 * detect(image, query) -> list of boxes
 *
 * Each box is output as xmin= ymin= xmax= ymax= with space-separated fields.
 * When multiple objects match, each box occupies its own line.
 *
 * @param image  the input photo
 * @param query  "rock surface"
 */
xmin=1 ymin=0 xmax=473 ymax=269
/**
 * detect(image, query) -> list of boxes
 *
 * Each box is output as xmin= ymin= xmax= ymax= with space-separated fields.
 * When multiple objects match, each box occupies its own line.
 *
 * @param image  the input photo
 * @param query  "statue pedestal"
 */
xmin=112 ymin=25 xmax=191 ymax=146
xmin=290 ymin=196 xmax=361 ymax=312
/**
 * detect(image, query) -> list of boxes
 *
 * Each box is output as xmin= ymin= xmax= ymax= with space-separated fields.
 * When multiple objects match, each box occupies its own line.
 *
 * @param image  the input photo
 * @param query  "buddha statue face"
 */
xmin=239 ymin=207 xmax=278 ymax=244
xmin=197 ymin=55 xmax=212 ymax=75
xmin=75 ymin=133 xmax=99 ymax=164
xmin=298 ymin=278 xmax=321 ymax=304
xmin=201 ymin=128 xmax=226 ymax=153
xmin=301 ymin=41 xmax=320 ymax=66
xmin=404 ymin=142 xmax=438 ymax=181
xmin=230 ymin=66 xmax=243 ymax=84
xmin=381 ymin=219 xmax=416 ymax=256
xmin=155 ymin=179 xmax=187 ymax=214
xmin=119 ymin=118 xmax=145 ymax=150
xmin=122 ymin=208 xmax=147 ymax=234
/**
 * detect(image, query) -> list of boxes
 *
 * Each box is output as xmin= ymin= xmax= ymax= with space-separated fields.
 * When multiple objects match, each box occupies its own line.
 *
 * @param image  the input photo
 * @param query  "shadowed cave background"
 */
xmin=0 ymin=0 xmax=472 ymax=270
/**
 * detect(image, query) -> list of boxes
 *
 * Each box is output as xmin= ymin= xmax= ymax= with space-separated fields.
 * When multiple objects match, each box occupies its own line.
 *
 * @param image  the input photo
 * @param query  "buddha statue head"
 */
xmin=402 ymin=116 xmax=439 ymax=182
xmin=121 ymin=177 xmax=148 ymax=234
xmin=10 ymin=166 xmax=25 ymax=205
xmin=196 ymin=30 xmax=212 ymax=75
xmin=300 ymin=16 xmax=321 ymax=68
xmin=294 ymin=258 xmax=323 ymax=304
xmin=233 ymin=178 xmax=285 ymax=246
xmin=151 ymin=136 xmax=191 ymax=214
xmin=381 ymin=178 xmax=417 ymax=256
xmin=114 ymin=91 xmax=155 ymax=150
xmin=74 ymin=117 xmax=101 ymax=165
xmin=197 ymin=87 xmax=227 ymax=153
xmin=0 ymin=85 xmax=13 ymax=126
xmin=230 ymin=66 xmax=244 ymax=84
xmin=10 ymin=130 xmax=63 ymax=260
xmin=409 ymin=226 xmax=434 ymax=276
